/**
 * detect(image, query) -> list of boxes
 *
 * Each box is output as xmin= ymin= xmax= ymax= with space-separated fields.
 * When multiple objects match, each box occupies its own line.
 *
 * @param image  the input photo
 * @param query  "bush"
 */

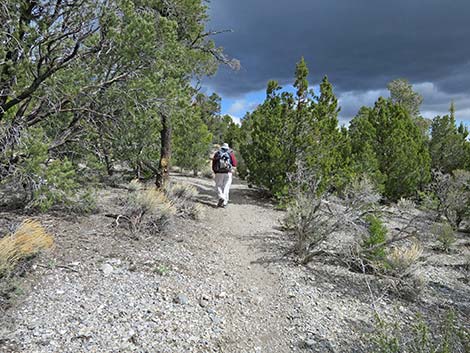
xmin=368 ymin=310 xmax=470 ymax=353
xmin=283 ymin=167 xmax=380 ymax=263
xmin=165 ymin=182 xmax=203 ymax=220
xmin=397 ymin=197 xmax=416 ymax=211
xmin=125 ymin=185 xmax=176 ymax=233
xmin=0 ymin=220 xmax=54 ymax=277
xmin=431 ymin=222 xmax=455 ymax=252
xmin=201 ymin=166 xmax=214 ymax=179
xmin=362 ymin=215 xmax=388 ymax=263
xmin=5 ymin=128 xmax=81 ymax=212
xmin=431 ymin=169 xmax=470 ymax=229
xmin=385 ymin=242 xmax=422 ymax=275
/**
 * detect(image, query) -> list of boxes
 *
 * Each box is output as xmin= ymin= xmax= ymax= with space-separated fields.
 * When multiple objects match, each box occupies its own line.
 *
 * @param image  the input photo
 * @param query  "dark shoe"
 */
xmin=217 ymin=199 xmax=224 ymax=207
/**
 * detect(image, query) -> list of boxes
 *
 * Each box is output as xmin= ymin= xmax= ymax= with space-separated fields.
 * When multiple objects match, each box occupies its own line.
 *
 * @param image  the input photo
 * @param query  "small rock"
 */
xmin=101 ymin=264 xmax=114 ymax=276
xmin=211 ymin=316 xmax=222 ymax=325
xmin=199 ymin=297 xmax=209 ymax=307
xmin=305 ymin=339 xmax=315 ymax=348
xmin=216 ymin=292 xmax=227 ymax=299
xmin=174 ymin=294 xmax=189 ymax=305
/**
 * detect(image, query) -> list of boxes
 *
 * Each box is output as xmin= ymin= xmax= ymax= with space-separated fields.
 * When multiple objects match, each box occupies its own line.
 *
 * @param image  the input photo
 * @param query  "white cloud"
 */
xmin=227 ymin=99 xmax=247 ymax=115
xmin=228 ymin=115 xmax=242 ymax=126
xmin=337 ymin=82 xmax=470 ymax=123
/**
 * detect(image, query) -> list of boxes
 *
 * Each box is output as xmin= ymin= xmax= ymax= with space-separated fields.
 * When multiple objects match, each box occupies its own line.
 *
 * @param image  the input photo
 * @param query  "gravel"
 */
xmin=1 ymin=176 xmax=468 ymax=352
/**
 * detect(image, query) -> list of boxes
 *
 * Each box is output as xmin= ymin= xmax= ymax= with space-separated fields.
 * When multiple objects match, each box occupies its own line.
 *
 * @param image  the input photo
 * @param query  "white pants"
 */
xmin=215 ymin=172 xmax=232 ymax=205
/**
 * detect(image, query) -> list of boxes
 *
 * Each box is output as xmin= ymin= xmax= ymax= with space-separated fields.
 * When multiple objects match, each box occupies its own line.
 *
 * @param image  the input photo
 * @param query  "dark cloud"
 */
xmin=206 ymin=0 xmax=470 ymax=98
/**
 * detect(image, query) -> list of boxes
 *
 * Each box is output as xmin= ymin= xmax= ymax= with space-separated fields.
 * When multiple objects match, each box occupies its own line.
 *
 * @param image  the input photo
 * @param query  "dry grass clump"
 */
xmin=134 ymin=188 xmax=176 ymax=216
xmin=397 ymin=197 xmax=416 ymax=211
xmin=166 ymin=182 xmax=198 ymax=201
xmin=125 ymin=187 xmax=176 ymax=233
xmin=386 ymin=242 xmax=423 ymax=275
xmin=0 ymin=220 xmax=53 ymax=277
xmin=165 ymin=182 xmax=203 ymax=220
xmin=128 ymin=179 xmax=143 ymax=192
xmin=201 ymin=166 xmax=214 ymax=179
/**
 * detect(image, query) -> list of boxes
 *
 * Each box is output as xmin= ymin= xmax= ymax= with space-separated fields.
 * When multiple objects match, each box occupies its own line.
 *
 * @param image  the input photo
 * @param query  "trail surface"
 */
xmin=0 ymin=176 xmax=299 ymax=352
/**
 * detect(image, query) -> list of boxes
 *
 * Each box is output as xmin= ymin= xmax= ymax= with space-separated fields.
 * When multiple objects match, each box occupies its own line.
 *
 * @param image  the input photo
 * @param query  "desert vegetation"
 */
xmin=0 ymin=0 xmax=469 ymax=352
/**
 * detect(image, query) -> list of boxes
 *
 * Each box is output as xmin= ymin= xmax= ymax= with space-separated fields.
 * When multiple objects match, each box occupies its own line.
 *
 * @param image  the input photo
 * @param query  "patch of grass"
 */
xmin=385 ymin=242 xmax=422 ymax=275
xmin=368 ymin=310 xmax=470 ymax=353
xmin=153 ymin=264 xmax=170 ymax=276
xmin=397 ymin=197 xmax=416 ymax=211
xmin=0 ymin=219 xmax=54 ymax=277
xmin=165 ymin=182 xmax=202 ymax=220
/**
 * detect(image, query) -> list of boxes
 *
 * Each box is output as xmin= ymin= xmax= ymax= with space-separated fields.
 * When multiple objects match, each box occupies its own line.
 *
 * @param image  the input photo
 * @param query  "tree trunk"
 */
xmin=156 ymin=113 xmax=171 ymax=188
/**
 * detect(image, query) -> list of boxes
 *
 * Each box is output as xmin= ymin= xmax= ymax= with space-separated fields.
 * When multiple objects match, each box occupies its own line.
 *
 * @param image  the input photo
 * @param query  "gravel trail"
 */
xmin=0 ymin=176 xmax=296 ymax=353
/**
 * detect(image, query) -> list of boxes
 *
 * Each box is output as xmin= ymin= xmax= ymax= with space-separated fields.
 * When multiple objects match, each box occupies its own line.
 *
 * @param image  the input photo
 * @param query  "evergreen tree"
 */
xmin=173 ymin=107 xmax=213 ymax=175
xmin=429 ymin=103 xmax=470 ymax=173
xmin=350 ymin=98 xmax=430 ymax=199
xmin=387 ymin=79 xmax=423 ymax=117
xmin=241 ymin=80 xmax=291 ymax=196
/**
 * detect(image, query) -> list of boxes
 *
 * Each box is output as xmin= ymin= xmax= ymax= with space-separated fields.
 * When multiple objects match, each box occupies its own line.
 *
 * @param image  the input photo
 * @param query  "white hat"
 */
xmin=221 ymin=143 xmax=229 ymax=149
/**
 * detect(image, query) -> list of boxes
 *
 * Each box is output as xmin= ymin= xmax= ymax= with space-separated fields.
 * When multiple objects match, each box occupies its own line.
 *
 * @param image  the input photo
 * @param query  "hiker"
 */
xmin=212 ymin=143 xmax=237 ymax=207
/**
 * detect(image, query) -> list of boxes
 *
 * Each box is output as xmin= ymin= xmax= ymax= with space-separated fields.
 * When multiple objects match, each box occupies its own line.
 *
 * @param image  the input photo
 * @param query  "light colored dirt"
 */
xmin=1 ymin=174 xmax=468 ymax=353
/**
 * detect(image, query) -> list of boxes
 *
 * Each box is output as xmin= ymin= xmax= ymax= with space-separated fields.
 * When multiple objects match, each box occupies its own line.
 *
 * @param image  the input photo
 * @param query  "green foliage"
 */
xmin=1 ymin=0 xmax=221 ymax=195
xmin=362 ymin=215 xmax=388 ymax=262
xmin=241 ymin=60 xmax=349 ymax=197
xmin=387 ymin=78 xmax=423 ymax=117
xmin=350 ymin=98 xmax=431 ymax=200
xmin=241 ymin=80 xmax=291 ymax=197
xmin=430 ymin=108 xmax=470 ymax=174
xmin=6 ymin=128 xmax=80 ymax=212
xmin=432 ymin=222 xmax=456 ymax=252
xmin=369 ymin=310 xmax=470 ymax=353
xmin=173 ymin=107 xmax=213 ymax=174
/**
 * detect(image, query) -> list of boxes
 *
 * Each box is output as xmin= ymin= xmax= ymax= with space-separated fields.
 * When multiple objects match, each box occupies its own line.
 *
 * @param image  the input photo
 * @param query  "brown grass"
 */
xmin=386 ymin=242 xmax=423 ymax=274
xmin=0 ymin=220 xmax=54 ymax=276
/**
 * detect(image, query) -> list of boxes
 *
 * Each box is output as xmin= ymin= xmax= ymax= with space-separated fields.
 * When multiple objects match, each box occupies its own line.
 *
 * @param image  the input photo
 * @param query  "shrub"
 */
xmin=431 ymin=169 xmax=470 ymax=229
xmin=165 ymin=182 xmax=203 ymax=220
xmin=201 ymin=166 xmax=214 ymax=179
xmin=362 ymin=215 xmax=388 ymax=263
xmin=397 ymin=197 xmax=416 ymax=211
xmin=0 ymin=220 xmax=54 ymax=277
xmin=385 ymin=242 xmax=422 ymax=275
xmin=431 ymin=222 xmax=455 ymax=252
xmin=69 ymin=188 xmax=98 ymax=215
xmin=128 ymin=179 xmax=143 ymax=192
xmin=283 ymin=167 xmax=380 ymax=263
xmin=368 ymin=310 xmax=470 ymax=353
xmin=125 ymin=187 xmax=176 ymax=233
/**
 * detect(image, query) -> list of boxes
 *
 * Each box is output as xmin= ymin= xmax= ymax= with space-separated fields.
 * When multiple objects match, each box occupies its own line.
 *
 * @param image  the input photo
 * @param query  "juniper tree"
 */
xmin=429 ymin=103 xmax=470 ymax=173
xmin=351 ymin=98 xmax=431 ymax=200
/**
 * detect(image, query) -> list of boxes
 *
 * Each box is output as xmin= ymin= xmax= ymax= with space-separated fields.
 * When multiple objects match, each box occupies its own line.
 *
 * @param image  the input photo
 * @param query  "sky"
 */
xmin=201 ymin=0 xmax=470 ymax=126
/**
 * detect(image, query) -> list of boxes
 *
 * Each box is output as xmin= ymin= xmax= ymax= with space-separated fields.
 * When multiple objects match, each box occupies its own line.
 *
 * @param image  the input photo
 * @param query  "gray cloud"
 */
xmin=206 ymin=0 xmax=470 ymax=104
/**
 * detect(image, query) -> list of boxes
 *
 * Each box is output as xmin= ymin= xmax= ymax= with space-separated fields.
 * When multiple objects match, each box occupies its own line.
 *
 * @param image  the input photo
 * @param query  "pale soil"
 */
xmin=0 ymin=175 xmax=469 ymax=352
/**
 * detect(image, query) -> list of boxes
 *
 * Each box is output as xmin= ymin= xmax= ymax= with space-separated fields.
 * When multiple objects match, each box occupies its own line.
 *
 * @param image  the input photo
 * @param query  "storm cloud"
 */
xmin=205 ymin=0 xmax=470 ymax=120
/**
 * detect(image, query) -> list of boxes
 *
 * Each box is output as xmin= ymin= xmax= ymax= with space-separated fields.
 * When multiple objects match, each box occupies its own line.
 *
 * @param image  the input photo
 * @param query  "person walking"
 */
xmin=212 ymin=143 xmax=237 ymax=208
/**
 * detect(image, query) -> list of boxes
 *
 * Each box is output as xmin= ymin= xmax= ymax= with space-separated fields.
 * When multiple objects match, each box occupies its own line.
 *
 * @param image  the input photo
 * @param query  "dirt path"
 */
xmin=0 ymin=176 xmax=297 ymax=352
xmin=183 ymin=176 xmax=293 ymax=352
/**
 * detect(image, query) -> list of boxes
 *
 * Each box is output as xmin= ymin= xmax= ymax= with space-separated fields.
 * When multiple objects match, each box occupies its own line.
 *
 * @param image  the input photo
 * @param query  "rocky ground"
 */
xmin=0 ymin=175 xmax=469 ymax=352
